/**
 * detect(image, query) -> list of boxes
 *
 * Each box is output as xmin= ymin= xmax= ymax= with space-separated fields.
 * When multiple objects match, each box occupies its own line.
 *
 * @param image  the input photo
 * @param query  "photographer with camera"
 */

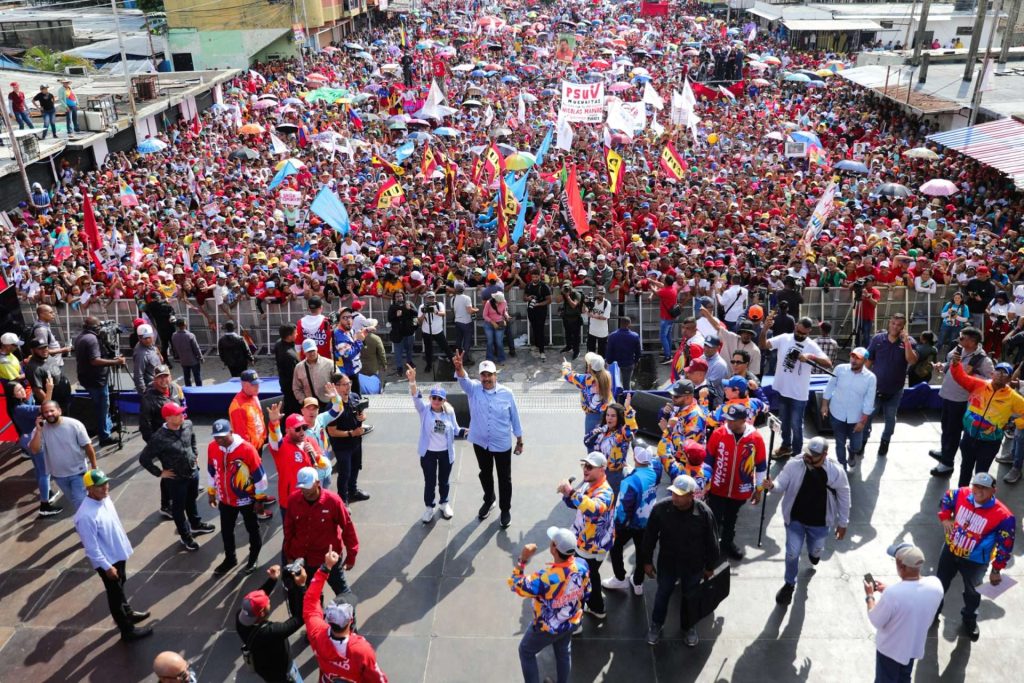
xmin=524 ymin=268 xmax=552 ymax=361
xmin=586 ymin=286 xmax=612 ymax=356
xmin=387 ymin=291 xmax=418 ymax=376
xmin=143 ymin=292 xmax=177 ymax=366
xmin=850 ymin=276 xmax=881 ymax=347
xmin=326 ymin=373 xmax=371 ymax=503
xmin=760 ymin=315 xmax=832 ymax=458
xmin=557 ymin=281 xmax=584 ymax=360
xmin=236 ymin=563 xmax=307 ymax=683
xmin=73 ymin=317 xmax=126 ymax=447
xmin=417 ymin=291 xmax=450 ymax=374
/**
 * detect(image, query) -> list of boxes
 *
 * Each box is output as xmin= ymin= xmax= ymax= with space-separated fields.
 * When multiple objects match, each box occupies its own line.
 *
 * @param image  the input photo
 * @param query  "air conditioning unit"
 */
xmin=17 ymin=135 xmax=39 ymax=162
xmin=64 ymin=66 xmax=87 ymax=76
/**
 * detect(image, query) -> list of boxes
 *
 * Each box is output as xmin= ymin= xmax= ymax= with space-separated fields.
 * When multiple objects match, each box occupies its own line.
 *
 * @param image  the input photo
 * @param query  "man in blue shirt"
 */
xmin=865 ymin=313 xmax=918 ymax=457
xmin=74 ymin=470 xmax=152 ymax=641
xmin=603 ymin=444 xmax=662 ymax=595
xmin=821 ymin=347 xmax=877 ymax=469
xmin=453 ymin=350 xmax=523 ymax=529
xmin=605 ymin=316 xmax=642 ymax=391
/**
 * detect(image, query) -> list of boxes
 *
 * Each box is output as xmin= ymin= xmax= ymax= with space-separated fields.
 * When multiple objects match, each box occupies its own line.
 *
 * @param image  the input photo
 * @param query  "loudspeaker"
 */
xmin=629 ymin=390 xmax=672 ymax=440
xmin=432 ymin=357 xmax=456 ymax=383
xmin=633 ymin=352 xmax=660 ymax=390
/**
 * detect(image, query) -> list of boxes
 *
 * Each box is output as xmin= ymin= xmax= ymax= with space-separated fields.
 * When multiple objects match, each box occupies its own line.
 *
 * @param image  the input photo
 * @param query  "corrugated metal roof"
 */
xmin=783 ymin=19 xmax=883 ymax=32
xmin=927 ymin=119 xmax=1024 ymax=184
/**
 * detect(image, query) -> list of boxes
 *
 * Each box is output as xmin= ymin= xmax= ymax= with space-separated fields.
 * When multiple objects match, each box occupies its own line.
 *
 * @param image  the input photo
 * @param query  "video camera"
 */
xmin=851 ymin=277 xmax=870 ymax=300
xmin=94 ymin=320 xmax=123 ymax=359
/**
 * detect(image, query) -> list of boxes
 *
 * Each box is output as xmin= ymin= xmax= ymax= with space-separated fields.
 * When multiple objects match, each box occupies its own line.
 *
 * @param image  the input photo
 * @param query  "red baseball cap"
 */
xmin=161 ymin=402 xmax=185 ymax=419
xmin=238 ymin=590 xmax=270 ymax=626
xmin=285 ymin=414 xmax=306 ymax=430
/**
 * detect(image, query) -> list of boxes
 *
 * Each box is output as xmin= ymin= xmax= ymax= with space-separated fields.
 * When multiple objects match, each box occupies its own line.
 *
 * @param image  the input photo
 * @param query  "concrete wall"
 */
xmin=169 ymin=28 xmax=294 ymax=70
xmin=0 ymin=20 xmax=74 ymax=51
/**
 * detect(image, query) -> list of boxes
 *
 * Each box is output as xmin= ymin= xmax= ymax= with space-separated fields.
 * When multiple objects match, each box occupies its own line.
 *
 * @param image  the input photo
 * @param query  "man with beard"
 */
xmin=29 ymin=399 xmax=97 ymax=511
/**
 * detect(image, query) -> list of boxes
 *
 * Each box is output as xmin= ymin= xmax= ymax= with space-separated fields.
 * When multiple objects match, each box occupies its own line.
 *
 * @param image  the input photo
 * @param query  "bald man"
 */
xmin=153 ymin=651 xmax=193 ymax=683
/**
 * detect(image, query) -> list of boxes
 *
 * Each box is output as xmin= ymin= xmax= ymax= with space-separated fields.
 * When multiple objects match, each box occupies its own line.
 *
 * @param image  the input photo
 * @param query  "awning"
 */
xmin=783 ymin=19 xmax=883 ymax=32
xmin=927 ymin=119 xmax=1024 ymax=187
xmin=747 ymin=7 xmax=782 ymax=21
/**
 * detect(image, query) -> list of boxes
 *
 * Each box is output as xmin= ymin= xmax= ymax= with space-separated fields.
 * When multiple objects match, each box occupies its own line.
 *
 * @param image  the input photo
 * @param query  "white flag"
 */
xmin=746 ymin=26 xmax=757 ymax=42
xmin=681 ymin=77 xmax=697 ymax=111
xmin=651 ymin=116 xmax=665 ymax=138
xmin=270 ymin=133 xmax=289 ymax=155
xmin=517 ymin=94 xmax=526 ymax=124
xmin=718 ymin=85 xmax=736 ymax=101
xmin=131 ymin=233 xmax=143 ymax=267
xmin=642 ymin=82 xmax=664 ymax=111
xmin=556 ymin=118 xmax=574 ymax=151
xmin=483 ymin=105 xmax=495 ymax=127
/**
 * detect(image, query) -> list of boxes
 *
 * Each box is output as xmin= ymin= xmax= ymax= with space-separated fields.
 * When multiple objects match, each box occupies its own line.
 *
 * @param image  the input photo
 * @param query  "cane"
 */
xmin=757 ymin=413 xmax=781 ymax=548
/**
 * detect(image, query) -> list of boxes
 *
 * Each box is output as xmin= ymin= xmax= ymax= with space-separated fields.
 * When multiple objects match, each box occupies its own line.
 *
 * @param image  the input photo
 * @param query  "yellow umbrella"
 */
xmin=815 ymin=69 xmax=835 ymax=78
xmin=275 ymin=158 xmax=306 ymax=170
xmin=505 ymin=152 xmax=536 ymax=170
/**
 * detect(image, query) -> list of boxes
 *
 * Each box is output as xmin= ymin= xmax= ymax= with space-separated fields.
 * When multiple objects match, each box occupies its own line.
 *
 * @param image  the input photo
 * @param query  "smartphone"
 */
xmin=863 ymin=572 xmax=876 ymax=589
xmin=954 ymin=344 xmax=964 ymax=356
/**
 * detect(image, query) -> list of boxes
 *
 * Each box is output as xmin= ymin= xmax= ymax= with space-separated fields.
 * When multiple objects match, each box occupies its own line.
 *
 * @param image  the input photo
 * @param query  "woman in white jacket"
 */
xmin=408 ymin=365 xmax=466 ymax=525
xmin=763 ymin=436 xmax=851 ymax=607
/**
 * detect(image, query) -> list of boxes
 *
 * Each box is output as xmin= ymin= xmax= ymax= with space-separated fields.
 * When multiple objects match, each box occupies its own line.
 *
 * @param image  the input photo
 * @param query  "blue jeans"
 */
xmin=830 ymin=417 xmax=864 ymax=466
xmin=41 ymin=111 xmax=56 ymax=137
xmin=778 ymin=396 xmax=807 ymax=453
xmin=20 ymin=434 xmax=50 ymax=503
xmin=181 ymin=364 xmax=202 ymax=387
xmin=659 ymin=319 xmax=674 ymax=359
xmin=1012 ymin=429 xmax=1024 ymax=470
xmin=875 ymin=651 xmax=913 ymax=683
xmin=65 ymin=106 xmax=80 ymax=132
xmin=454 ymin=321 xmax=473 ymax=356
xmin=859 ymin=319 xmax=874 ymax=347
xmin=392 ymin=336 xmax=414 ymax=373
xmin=53 ymin=474 xmax=86 ymax=512
xmin=421 ymin=449 xmax=453 ymax=507
xmin=784 ymin=520 xmax=828 ymax=586
xmin=935 ymin=545 xmax=986 ymax=624
xmin=86 ymin=385 xmax=112 ymax=440
xmin=518 ymin=627 xmax=571 ymax=683
xmin=484 ymin=325 xmax=506 ymax=362
xmin=865 ymin=389 xmax=903 ymax=445
xmin=14 ymin=111 xmax=32 ymax=129
xmin=650 ymin=565 xmax=703 ymax=628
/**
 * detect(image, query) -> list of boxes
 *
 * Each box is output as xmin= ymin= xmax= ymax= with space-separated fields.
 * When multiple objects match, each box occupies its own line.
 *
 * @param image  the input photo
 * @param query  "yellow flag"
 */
xmin=605 ymin=147 xmax=624 ymax=194
xmin=375 ymin=177 xmax=405 ymax=208
xmin=659 ymin=142 xmax=686 ymax=181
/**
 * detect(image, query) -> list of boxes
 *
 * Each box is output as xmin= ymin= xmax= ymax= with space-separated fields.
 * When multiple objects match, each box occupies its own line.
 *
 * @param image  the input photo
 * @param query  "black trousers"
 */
xmin=219 ymin=502 xmax=262 ymax=562
xmin=587 ymin=333 xmax=607 ymax=356
xmin=527 ymin=307 xmax=548 ymax=353
xmin=585 ymin=556 xmax=605 ymax=613
xmin=563 ymin=318 xmax=582 ymax=355
xmin=96 ymin=560 xmax=134 ymax=634
xmin=160 ymin=478 xmax=171 ymax=510
xmin=610 ymin=524 xmax=645 ymax=585
xmin=166 ymin=473 xmax=201 ymax=539
xmin=423 ymin=332 xmax=450 ymax=368
xmin=939 ymin=399 xmax=967 ymax=467
xmin=334 ymin=441 xmax=363 ymax=502
xmin=474 ymin=444 xmax=512 ymax=513
xmin=957 ymin=435 xmax=1000 ymax=488
xmin=227 ymin=364 xmax=247 ymax=378
xmin=707 ymin=494 xmax=746 ymax=547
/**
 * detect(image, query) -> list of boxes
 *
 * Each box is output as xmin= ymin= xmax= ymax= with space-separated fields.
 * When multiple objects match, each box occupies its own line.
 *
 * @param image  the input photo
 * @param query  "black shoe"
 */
xmin=723 ymin=542 xmax=745 ymax=560
xmin=213 ymin=558 xmax=238 ymax=575
xmin=930 ymin=465 xmax=954 ymax=477
xmin=180 ymin=537 xmax=199 ymax=552
xmin=243 ymin=559 xmax=258 ymax=575
xmin=348 ymin=489 xmax=370 ymax=502
xmin=928 ymin=449 xmax=944 ymax=462
xmin=121 ymin=625 xmax=153 ymax=642
xmin=159 ymin=507 xmax=174 ymax=520
xmin=129 ymin=610 xmax=150 ymax=624
xmin=559 ymin=346 xmax=571 ymax=353
xmin=775 ymin=583 xmax=794 ymax=605
xmin=190 ymin=522 xmax=216 ymax=535
xmin=38 ymin=502 xmax=63 ymax=517
xmin=808 ymin=554 xmax=820 ymax=566
xmin=500 ymin=511 xmax=511 ymax=528
xmin=478 ymin=500 xmax=495 ymax=520
xmin=99 ymin=437 xmax=118 ymax=447
xmin=964 ymin=621 xmax=980 ymax=642
xmin=877 ymin=440 xmax=889 ymax=457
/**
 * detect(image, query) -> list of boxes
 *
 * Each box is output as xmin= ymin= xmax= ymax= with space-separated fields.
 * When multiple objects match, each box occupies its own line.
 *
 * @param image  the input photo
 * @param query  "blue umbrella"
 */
xmin=806 ymin=80 xmax=826 ymax=88
xmin=835 ymin=160 xmax=870 ymax=174
xmin=137 ymin=138 xmax=167 ymax=154
xmin=435 ymin=127 xmax=461 ymax=137
xmin=406 ymin=131 xmax=433 ymax=143
xmin=784 ymin=73 xmax=811 ymax=83
xmin=372 ymin=39 xmax=386 ymax=46
xmin=540 ymin=88 xmax=558 ymax=96
xmin=632 ymin=75 xmax=651 ymax=84
xmin=583 ymin=73 xmax=604 ymax=82
xmin=501 ymin=75 xmax=520 ymax=83
xmin=470 ymin=69 xmax=487 ymax=78
xmin=790 ymin=130 xmax=822 ymax=147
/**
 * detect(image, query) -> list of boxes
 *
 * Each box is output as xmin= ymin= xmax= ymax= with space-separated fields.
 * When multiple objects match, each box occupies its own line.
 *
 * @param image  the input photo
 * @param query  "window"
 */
xmin=880 ymin=21 xmax=893 ymax=29
xmin=956 ymin=26 xmax=974 ymax=36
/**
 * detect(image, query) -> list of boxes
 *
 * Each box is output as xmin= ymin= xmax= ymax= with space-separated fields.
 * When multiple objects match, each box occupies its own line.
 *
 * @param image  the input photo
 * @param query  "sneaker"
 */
xmin=930 ymin=464 xmax=954 ymax=477
xmin=98 ymin=437 xmax=119 ymax=447
xmin=128 ymin=610 xmax=150 ymax=624
xmin=38 ymin=502 xmax=63 ymax=517
xmin=723 ymin=542 xmax=745 ymax=560
xmin=500 ymin=510 xmax=512 ymax=528
xmin=159 ymin=507 xmax=174 ymax=520
xmin=257 ymin=496 xmax=277 ymax=507
xmin=583 ymin=605 xmax=606 ymax=619
xmin=540 ymin=353 xmax=546 ymax=361
xmin=349 ymin=489 xmax=371 ymax=502
xmin=1004 ymin=467 xmax=1022 ymax=484
xmin=421 ymin=506 xmax=436 ymax=524
xmin=256 ymin=509 xmax=273 ymax=521
xmin=47 ymin=490 xmax=62 ymax=505
xmin=361 ymin=425 xmax=374 ymax=436
xmin=243 ymin=559 xmax=258 ymax=574
xmin=601 ymin=576 xmax=631 ymax=591
xmin=684 ymin=626 xmax=699 ymax=647
xmin=773 ymin=446 xmax=793 ymax=458
xmin=180 ymin=537 xmax=199 ymax=552
xmin=559 ymin=347 xmax=571 ymax=353
xmin=478 ymin=500 xmax=495 ymax=520
xmin=659 ymin=358 xmax=672 ymax=365
xmin=995 ymin=453 xmax=1015 ymax=465
xmin=808 ymin=554 xmax=820 ymax=566
xmin=190 ymin=522 xmax=216 ymax=535
xmin=440 ymin=503 xmax=454 ymax=519
xmin=646 ymin=623 xmax=663 ymax=645
xmin=630 ymin=577 xmax=644 ymax=596
xmin=775 ymin=583 xmax=795 ymax=605
xmin=928 ymin=449 xmax=944 ymax=462
xmin=213 ymin=558 xmax=238 ymax=575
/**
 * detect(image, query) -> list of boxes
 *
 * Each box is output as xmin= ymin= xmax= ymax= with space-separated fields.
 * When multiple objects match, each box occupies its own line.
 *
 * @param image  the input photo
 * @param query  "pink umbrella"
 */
xmin=919 ymin=179 xmax=959 ymax=196
xmin=610 ymin=133 xmax=632 ymax=145
xmin=609 ymin=82 xmax=633 ymax=92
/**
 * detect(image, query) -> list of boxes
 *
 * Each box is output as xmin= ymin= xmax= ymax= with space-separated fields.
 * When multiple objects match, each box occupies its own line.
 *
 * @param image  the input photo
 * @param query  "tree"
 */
xmin=22 ymin=46 xmax=92 ymax=73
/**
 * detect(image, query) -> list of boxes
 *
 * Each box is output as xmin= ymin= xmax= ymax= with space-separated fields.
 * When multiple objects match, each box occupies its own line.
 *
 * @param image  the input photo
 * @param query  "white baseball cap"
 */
xmin=137 ymin=324 xmax=154 ymax=338
xmin=478 ymin=360 xmax=497 ymax=374
xmin=0 ymin=332 xmax=22 ymax=346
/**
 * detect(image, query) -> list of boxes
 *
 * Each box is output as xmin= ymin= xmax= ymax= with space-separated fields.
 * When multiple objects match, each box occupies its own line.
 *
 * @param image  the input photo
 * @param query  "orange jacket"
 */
xmin=229 ymin=392 xmax=266 ymax=451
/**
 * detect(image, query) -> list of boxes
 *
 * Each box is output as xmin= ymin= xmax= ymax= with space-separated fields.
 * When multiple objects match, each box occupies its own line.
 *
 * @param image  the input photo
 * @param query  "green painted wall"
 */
xmin=169 ymin=28 xmax=295 ymax=70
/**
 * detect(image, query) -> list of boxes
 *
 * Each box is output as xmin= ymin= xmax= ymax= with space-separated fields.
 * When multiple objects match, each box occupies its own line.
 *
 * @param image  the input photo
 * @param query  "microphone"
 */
xmin=567 ymin=477 xmax=576 ymax=485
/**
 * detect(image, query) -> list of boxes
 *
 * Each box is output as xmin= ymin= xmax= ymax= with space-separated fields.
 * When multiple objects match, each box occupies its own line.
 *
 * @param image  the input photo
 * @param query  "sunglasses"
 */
xmin=430 ymin=396 xmax=444 ymax=401
xmin=582 ymin=464 xmax=595 ymax=471
xmin=292 ymin=425 xmax=308 ymax=432
xmin=730 ymin=360 xmax=745 ymax=365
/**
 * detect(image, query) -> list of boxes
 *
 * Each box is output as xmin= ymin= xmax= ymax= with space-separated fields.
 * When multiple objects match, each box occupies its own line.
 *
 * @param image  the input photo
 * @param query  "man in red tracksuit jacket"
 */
xmin=303 ymin=548 xmax=387 ymax=683
xmin=284 ymin=467 xmax=359 ymax=596
xmin=705 ymin=404 xmax=767 ymax=561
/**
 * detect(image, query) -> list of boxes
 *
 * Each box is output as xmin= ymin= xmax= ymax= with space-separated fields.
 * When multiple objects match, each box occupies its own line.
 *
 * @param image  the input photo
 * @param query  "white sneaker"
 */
xmin=440 ymin=503 xmax=454 ymax=519
xmin=420 ymin=506 xmax=436 ymax=524
xmin=630 ymin=577 xmax=644 ymax=596
xmin=601 ymin=576 xmax=631 ymax=591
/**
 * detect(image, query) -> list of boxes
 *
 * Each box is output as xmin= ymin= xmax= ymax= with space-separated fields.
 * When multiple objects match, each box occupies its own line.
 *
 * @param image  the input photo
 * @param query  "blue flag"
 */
xmin=535 ymin=126 xmax=553 ymax=166
xmin=395 ymin=140 xmax=415 ymax=163
xmin=506 ymin=172 xmax=528 ymax=202
xmin=310 ymin=186 xmax=351 ymax=235
xmin=268 ymin=160 xmax=300 ymax=190
xmin=511 ymin=194 xmax=529 ymax=244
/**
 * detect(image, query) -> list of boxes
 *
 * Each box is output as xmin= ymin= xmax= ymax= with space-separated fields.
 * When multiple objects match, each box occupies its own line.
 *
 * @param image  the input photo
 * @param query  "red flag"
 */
xmin=564 ymin=165 xmax=589 ymax=236
xmin=529 ymin=207 xmax=544 ymax=242
xmin=81 ymin=191 xmax=103 ymax=249
xmin=190 ymin=114 xmax=202 ymax=137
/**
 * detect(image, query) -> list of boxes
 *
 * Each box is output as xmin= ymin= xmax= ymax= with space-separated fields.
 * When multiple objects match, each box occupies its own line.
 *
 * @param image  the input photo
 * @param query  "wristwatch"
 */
xmin=865 ymin=594 xmax=875 ymax=603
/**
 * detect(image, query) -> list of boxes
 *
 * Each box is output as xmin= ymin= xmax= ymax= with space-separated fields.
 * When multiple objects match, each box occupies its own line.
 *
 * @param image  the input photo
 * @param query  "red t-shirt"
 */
xmin=658 ymin=285 xmax=678 ymax=321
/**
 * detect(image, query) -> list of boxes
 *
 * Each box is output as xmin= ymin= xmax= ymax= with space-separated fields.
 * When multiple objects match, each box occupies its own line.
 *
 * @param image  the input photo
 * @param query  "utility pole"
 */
xmin=1000 ymin=0 xmax=1023 ymax=63
xmin=110 ymin=0 xmax=138 ymax=122
xmin=293 ymin=0 xmax=306 ymax=74
xmin=0 ymin=82 xmax=34 ymax=201
xmin=911 ymin=0 xmax=933 ymax=66
xmin=902 ymin=0 xmax=919 ymax=51
xmin=964 ymin=0 xmax=990 ymax=81
xmin=968 ymin=0 xmax=1004 ymax=125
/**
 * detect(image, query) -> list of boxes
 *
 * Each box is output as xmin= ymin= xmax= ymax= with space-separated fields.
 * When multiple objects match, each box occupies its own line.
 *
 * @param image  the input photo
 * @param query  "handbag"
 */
xmin=681 ymin=562 xmax=731 ymax=628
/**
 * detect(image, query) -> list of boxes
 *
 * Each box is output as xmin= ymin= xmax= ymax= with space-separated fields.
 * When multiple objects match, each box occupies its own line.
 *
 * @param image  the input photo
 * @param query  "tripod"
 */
xmin=838 ymin=295 xmax=863 ymax=350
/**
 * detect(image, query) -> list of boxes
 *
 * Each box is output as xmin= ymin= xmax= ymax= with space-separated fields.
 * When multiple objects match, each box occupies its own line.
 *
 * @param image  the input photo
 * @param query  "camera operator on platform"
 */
xmin=74 ymin=316 xmax=126 ymax=447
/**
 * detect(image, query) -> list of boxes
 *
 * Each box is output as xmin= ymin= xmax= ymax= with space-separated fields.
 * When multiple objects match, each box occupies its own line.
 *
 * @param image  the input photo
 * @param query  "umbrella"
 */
xmin=747 ymin=62 xmax=770 ymax=71
xmin=505 ymin=152 xmax=536 ymax=170
xmin=321 ymin=45 xmax=340 ymax=53
xmin=406 ymin=131 xmax=433 ymax=143
xmin=485 ymin=43 xmax=504 ymax=51
xmin=381 ymin=64 xmax=401 ymax=73
xmin=275 ymin=158 xmax=305 ymax=170
xmin=238 ymin=123 xmax=264 ymax=135
xmin=540 ymin=88 xmax=558 ymax=97
xmin=761 ymin=55 xmax=782 ymax=65
xmin=253 ymin=100 xmax=276 ymax=110
xmin=137 ymin=138 xmax=167 ymax=154
xmin=478 ymin=16 xmax=506 ymax=29
xmin=305 ymin=73 xmax=329 ymax=83
xmin=903 ymin=147 xmax=940 ymax=160
xmin=610 ymin=133 xmax=632 ymax=145
xmin=764 ymin=131 xmax=785 ymax=141
xmin=492 ymin=127 xmax=513 ymax=137
xmin=387 ymin=121 xmax=408 ymax=130
xmin=590 ymin=59 xmax=611 ymax=70
xmin=609 ymin=82 xmax=633 ymax=92
xmin=228 ymin=147 xmax=260 ymax=161
xmin=462 ymin=99 xmax=483 ymax=107
xmin=501 ymin=75 xmax=520 ymax=83
xmin=520 ymin=92 xmax=538 ymax=103
xmin=283 ymin=97 xmax=303 ymax=106
xmin=784 ymin=73 xmax=811 ymax=83
xmin=258 ymin=94 xmax=278 ymax=101
xmin=682 ymin=48 xmax=700 ymax=57
xmin=806 ymin=80 xmax=826 ymax=88
xmin=452 ymin=63 xmax=476 ymax=72
xmin=344 ymin=42 xmax=365 ymax=50
xmin=919 ymin=179 xmax=959 ymax=196
xmin=434 ymin=127 xmax=461 ymax=137
xmin=496 ymin=143 xmax=517 ymax=155
xmin=751 ymin=78 xmax=772 ymax=87
xmin=470 ymin=70 xmax=487 ymax=79
xmin=408 ymin=118 xmax=431 ymax=127
xmin=790 ymin=131 xmax=822 ymax=147
xmin=835 ymin=160 xmax=870 ymax=174
xmin=276 ymin=123 xmax=298 ymax=133
xmin=873 ymin=183 xmax=913 ymax=198
xmin=354 ymin=51 xmax=374 ymax=61
xmin=583 ymin=73 xmax=605 ymax=83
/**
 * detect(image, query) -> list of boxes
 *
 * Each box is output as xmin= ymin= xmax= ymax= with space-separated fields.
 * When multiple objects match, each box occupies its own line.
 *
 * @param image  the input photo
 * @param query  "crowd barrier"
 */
xmin=20 ymin=284 xmax=961 ymax=361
